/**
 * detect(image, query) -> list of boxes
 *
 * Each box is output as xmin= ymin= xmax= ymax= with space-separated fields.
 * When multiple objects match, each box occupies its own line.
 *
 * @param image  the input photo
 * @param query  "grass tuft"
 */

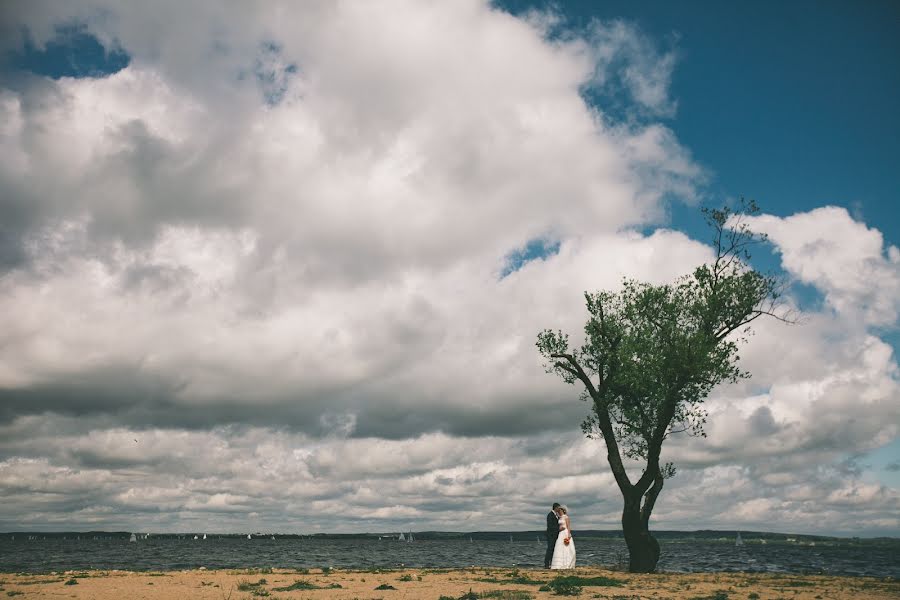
xmin=236 ymin=578 xmax=267 ymax=592
xmin=689 ymin=592 xmax=729 ymax=600
xmin=272 ymin=579 xmax=319 ymax=591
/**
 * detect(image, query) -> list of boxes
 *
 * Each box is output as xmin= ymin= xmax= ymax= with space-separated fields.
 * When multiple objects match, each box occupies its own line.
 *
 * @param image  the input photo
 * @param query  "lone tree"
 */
xmin=537 ymin=200 xmax=791 ymax=573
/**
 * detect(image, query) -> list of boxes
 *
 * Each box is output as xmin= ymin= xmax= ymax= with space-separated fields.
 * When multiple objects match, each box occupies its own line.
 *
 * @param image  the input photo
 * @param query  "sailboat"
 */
xmin=129 ymin=533 xmax=137 ymax=543
xmin=407 ymin=532 xmax=413 ymax=542
xmin=247 ymin=534 xmax=252 ymax=539
xmin=469 ymin=536 xmax=473 ymax=543
xmin=735 ymin=532 xmax=743 ymax=546
xmin=203 ymin=534 xmax=207 ymax=540
xmin=509 ymin=535 xmax=513 ymax=543
xmin=398 ymin=532 xmax=406 ymax=541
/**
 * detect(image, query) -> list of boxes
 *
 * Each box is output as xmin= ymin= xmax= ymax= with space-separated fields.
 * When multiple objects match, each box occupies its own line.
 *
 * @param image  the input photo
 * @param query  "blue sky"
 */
xmin=499 ymin=0 xmax=900 ymax=246
xmin=0 ymin=2 xmax=897 ymax=535
xmin=4 ymin=25 xmax=129 ymax=79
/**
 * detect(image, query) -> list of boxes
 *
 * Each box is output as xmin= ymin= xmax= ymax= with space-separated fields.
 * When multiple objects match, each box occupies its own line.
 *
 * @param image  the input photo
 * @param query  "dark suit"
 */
xmin=544 ymin=510 xmax=559 ymax=568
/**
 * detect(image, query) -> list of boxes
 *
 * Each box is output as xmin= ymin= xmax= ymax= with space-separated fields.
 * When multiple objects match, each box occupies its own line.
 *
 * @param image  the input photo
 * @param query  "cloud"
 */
xmin=746 ymin=207 xmax=900 ymax=326
xmin=584 ymin=19 xmax=679 ymax=118
xmin=0 ymin=2 xmax=896 ymax=535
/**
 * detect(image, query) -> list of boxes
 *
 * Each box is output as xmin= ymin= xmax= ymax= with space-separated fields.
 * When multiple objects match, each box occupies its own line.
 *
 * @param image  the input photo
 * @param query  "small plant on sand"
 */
xmin=549 ymin=581 xmax=582 ymax=596
xmin=399 ymin=574 xmax=413 ymax=581
xmin=272 ymin=579 xmax=319 ymax=591
xmin=375 ymin=583 xmax=397 ymax=590
xmin=480 ymin=591 xmax=534 ymax=599
xmin=782 ymin=580 xmax=815 ymax=587
xmin=689 ymin=592 xmax=729 ymax=600
xmin=477 ymin=575 xmax=544 ymax=586
xmin=236 ymin=578 xmax=267 ymax=592
xmin=64 ymin=579 xmax=78 ymax=585
xmin=748 ymin=593 xmax=760 ymax=600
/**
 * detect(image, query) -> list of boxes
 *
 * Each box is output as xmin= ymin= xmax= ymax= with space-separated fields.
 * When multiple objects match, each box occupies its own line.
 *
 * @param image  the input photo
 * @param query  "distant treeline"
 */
xmin=2 ymin=530 xmax=896 ymax=542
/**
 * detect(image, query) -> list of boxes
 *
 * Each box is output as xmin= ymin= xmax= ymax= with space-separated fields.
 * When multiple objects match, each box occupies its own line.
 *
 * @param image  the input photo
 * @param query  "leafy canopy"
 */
xmin=537 ymin=200 xmax=786 ymax=469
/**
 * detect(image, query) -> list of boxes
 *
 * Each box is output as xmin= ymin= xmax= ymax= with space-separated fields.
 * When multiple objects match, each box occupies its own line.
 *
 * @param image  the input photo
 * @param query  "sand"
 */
xmin=1 ymin=567 xmax=896 ymax=599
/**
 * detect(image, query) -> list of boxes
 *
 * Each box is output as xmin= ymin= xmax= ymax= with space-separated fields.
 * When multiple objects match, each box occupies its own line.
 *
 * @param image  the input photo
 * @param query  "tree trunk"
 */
xmin=621 ymin=491 xmax=661 ymax=573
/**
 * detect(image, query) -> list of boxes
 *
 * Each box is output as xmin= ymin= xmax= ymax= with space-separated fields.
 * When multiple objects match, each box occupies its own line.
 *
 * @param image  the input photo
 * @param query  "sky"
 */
xmin=0 ymin=1 xmax=897 ymax=537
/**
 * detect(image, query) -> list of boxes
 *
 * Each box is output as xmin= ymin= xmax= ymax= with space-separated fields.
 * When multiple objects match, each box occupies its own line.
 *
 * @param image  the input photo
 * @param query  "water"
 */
xmin=1 ymin=536 xmax=897 ymax=578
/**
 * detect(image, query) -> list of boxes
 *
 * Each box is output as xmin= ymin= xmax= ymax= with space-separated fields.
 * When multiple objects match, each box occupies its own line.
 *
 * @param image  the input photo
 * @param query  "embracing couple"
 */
xmin=543 ymin=502 xmax=576 ymax=569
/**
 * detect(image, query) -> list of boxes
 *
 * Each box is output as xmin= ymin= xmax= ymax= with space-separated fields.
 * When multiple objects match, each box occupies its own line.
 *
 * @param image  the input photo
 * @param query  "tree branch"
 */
xmin=550 ymin=353 xmax=598 ymax=398
xmin=551 ymin=351 xmax=633 ymax=492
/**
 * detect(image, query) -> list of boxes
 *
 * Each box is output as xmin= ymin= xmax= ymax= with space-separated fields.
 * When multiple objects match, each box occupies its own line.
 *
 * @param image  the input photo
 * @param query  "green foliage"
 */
xmin=272 ymin=579 xmax=318 ymax=591
xmin=236 ymin=578 xmax=267 ymax=591
xmin=375 ymin=583 xmax=397 ymax=590
xmin=537 ymin=199 xmax=784 ymax=470
xmin=548 ymin=580 xmax=582 ymax=595
xmin=64 ymin=578 xmax=78 ymax=585
xmin=476 ymin=575 xmax=544 ymax=585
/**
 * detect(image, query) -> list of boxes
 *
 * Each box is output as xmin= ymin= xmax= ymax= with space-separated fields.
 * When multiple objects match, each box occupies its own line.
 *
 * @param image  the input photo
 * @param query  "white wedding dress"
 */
xmin=549 ymin=514 xmax=576 ymax=569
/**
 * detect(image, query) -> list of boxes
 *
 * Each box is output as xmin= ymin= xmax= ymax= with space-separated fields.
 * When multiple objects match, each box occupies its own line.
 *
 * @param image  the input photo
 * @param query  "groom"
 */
xmin=544 ymin=502 xmax=561 ymax=568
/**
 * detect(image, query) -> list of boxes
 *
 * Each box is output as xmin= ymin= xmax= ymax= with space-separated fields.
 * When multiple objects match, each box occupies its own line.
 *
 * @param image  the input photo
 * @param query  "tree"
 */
xmin=536 ymin=200 xmax=791 ymax=573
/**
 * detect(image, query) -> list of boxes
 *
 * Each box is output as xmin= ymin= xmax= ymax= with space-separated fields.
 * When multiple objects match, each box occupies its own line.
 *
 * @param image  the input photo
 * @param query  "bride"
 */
xmin=550 ymin=505 xmax=576 ymax=569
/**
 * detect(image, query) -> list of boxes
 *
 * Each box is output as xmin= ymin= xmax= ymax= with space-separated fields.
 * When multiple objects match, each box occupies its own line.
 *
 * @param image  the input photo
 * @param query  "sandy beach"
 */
xmin=1 ymin=567 xmax=896 ymax=599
